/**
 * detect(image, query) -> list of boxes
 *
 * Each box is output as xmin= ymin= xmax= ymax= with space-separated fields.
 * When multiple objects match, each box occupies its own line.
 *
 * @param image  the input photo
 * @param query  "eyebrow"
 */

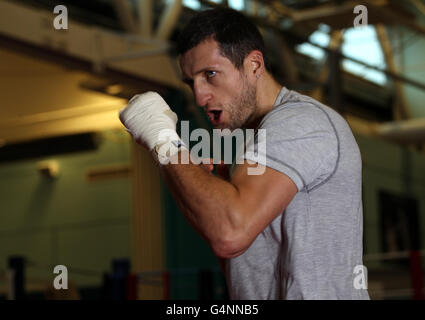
xmin=181 ymin=66 xmax=218 ymax=83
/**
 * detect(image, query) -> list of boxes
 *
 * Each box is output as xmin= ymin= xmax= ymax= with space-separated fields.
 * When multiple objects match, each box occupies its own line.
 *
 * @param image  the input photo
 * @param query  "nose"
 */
xmin=193 ymin=81 xmax=212 ymax=108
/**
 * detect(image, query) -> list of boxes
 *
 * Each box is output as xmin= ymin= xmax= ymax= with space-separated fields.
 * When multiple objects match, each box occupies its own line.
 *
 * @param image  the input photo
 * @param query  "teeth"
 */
xmin=206 ymin=110 xmax=222 ymax=123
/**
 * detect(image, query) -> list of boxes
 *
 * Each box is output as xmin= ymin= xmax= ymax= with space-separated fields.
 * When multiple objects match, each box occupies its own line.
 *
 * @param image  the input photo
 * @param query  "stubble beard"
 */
xmin=221 ymin=78 xmax=257 ymax=131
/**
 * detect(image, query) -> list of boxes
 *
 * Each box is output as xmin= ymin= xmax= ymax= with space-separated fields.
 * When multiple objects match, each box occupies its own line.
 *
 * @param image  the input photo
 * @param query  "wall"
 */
xmin=1 ymin=123 xmax=423 ymax=299
xmin=389 ymin=16 xmax=425 ymax=118
xmin=0 ymin=129 xmax=132 ymax=294
xmin=355 ymin=133 xmax=425 ymax=256
xmin=161 ymin=91 xmax=226 ymax=299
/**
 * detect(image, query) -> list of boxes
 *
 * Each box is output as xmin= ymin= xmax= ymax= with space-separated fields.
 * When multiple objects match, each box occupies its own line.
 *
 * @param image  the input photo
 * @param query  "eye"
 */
xmin=205 ymin=70 xmax=217 ymax=78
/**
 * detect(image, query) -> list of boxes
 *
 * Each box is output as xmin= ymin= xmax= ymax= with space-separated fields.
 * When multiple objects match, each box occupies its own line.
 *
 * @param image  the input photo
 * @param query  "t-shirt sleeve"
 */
xmin=242 ymin=104 xmax=339 ymax=192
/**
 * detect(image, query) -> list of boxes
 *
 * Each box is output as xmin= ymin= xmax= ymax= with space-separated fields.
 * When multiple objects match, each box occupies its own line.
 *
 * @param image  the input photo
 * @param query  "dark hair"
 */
xmin=177 ymin=8 xmax=270 ymax=70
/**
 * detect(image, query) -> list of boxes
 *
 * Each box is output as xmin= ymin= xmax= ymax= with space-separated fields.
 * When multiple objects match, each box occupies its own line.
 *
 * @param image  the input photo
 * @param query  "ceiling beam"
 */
xmin=291 ymin=1 xmax=360 ymax=22
xmin=376 ymin=24 xmax=411 ymax=120
xmin=311 ymin=30 xmax=344 ymax=101
xmin=364 ymin=0 xmax=425 ymax=36
xmin=409 ymin=0 xmax=425 ymax=16
xmin=197 ymin=0 xmax=425 ymax=92
xmin=138 ymin=0 xmax=152 ymax=37
xmin=156 ymin=0 xmax=183 ymax=40
xmin=112 ymin=0 xmax=138 ymax=33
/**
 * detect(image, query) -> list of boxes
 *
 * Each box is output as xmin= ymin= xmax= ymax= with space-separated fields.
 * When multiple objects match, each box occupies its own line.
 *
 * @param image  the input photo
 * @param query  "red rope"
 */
xmin=409 ymin=250 xmax=424 ymax=300
xmin=162 ymin=271 xmax=170 ymax=300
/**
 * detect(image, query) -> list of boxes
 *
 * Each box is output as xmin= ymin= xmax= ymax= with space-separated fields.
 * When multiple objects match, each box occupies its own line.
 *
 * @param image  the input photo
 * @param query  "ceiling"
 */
xmin=0 ymin=47 xmax=125 ymax=119
xmin=1 ymin=0 xmax=424 ymax=146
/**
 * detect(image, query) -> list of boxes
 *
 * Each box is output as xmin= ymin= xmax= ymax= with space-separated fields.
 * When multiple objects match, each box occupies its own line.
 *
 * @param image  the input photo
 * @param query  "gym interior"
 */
xmin=0 ymin=0 xmax=425 ymax=300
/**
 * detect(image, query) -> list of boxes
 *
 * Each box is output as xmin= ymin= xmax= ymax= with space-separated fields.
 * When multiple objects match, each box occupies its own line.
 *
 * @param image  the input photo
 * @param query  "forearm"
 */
xmin=118 ymin=92 xmax=247 ymax=257
xmin=160 ymin=150 xmax=243 ymax=256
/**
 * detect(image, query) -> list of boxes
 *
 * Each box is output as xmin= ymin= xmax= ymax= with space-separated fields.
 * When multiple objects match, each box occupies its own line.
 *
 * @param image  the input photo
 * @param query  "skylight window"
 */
xmin=183 ymin=0 xmax=244 ymax=11
xmin=295 ymin=24 xmax=330 ymax=61
xmin=296 ymin=24 xmax=387 ymax=85
xmin=342 ymin=26 xmax=387 ymax=85
xmin=229 ymin=0 xmax=245 ymax=10
xmin=183 ymin=0 xmax=201 ymax=10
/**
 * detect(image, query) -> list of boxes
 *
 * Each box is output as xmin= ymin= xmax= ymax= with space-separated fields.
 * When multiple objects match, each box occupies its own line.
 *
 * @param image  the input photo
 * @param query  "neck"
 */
xmin=245 ymin=72 xmax=282 ymax=129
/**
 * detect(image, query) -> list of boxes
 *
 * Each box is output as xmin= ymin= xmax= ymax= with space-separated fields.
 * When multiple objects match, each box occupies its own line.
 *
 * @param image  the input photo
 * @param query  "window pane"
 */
xmin=229 ymin=0 xmax=245 ymax=10
xmin=295 ymin=25 xmax=330 ymax=61
xmin=342 ymin=26 xmax=387 ymax=85
xmin=183 ymin=0 xmax=201 ymax=10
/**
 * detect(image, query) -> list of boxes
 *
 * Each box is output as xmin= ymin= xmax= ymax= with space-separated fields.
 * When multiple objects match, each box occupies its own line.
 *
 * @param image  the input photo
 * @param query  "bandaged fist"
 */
xmin=119 ymin=91 xmax=186 ymax=164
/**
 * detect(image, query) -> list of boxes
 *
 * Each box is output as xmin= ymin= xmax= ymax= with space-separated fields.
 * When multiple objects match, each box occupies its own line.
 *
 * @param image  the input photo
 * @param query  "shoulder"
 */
xmin=264 ymin=89 xmax=334 ymax=125
xmin=260 ymin=100 xmax=336 ymax=140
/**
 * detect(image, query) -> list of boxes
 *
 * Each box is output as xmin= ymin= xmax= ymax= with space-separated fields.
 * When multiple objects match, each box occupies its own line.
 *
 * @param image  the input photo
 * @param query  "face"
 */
xmin=179 ymin=39 xmax=257 ymax=130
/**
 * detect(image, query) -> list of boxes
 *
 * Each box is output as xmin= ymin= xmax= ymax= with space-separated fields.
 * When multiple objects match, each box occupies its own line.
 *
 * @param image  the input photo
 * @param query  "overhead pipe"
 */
xmin=377 ymin=118 xmax=425 ymax=144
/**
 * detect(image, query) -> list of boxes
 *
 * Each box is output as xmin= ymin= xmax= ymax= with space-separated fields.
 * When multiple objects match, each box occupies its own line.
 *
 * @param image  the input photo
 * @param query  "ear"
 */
xmin=244 ymin=50 xmax=265 ymax=80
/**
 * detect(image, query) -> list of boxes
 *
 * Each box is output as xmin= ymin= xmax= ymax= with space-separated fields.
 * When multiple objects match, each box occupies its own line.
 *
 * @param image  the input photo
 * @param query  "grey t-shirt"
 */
xmin=225 ymin=87 xmax=370 ymax=300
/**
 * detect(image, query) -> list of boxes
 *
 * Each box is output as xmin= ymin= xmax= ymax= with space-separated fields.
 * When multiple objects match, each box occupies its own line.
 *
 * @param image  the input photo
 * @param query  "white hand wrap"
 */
xmin=119 ymin=91 xmax=187 ymax=165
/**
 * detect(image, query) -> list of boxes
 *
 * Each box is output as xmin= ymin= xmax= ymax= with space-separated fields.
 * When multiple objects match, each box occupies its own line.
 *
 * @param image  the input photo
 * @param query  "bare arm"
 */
xmin=160 ymin=151 xmax=242 ymax=257
xmin=160 ymin=150 xmax=298 ymax=258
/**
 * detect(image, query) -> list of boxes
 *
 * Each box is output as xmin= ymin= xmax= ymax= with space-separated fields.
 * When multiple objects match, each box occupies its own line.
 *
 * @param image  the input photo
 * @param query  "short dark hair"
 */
xmin=177 ymin=8 xmax=270 ymax=70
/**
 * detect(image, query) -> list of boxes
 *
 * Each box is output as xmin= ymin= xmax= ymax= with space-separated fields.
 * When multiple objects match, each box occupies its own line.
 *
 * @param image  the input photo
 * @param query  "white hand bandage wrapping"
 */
xmin=119 ymin=91 xmax=187 ymax=165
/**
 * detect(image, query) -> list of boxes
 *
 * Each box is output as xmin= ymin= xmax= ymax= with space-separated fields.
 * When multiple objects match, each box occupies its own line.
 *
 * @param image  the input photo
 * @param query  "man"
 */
xmin=119 ymin=8 xmax=369 ymax=300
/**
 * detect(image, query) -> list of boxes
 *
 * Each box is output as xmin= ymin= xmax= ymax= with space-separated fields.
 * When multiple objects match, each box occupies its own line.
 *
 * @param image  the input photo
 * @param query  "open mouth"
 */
xmin=207 ymin=110 xmax=223 ymax=126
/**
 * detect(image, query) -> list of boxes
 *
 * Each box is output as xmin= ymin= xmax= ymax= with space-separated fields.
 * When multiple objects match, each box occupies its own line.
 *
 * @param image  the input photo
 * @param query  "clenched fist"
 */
xmin=119 ymin=91 xmax=187 ymax=164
